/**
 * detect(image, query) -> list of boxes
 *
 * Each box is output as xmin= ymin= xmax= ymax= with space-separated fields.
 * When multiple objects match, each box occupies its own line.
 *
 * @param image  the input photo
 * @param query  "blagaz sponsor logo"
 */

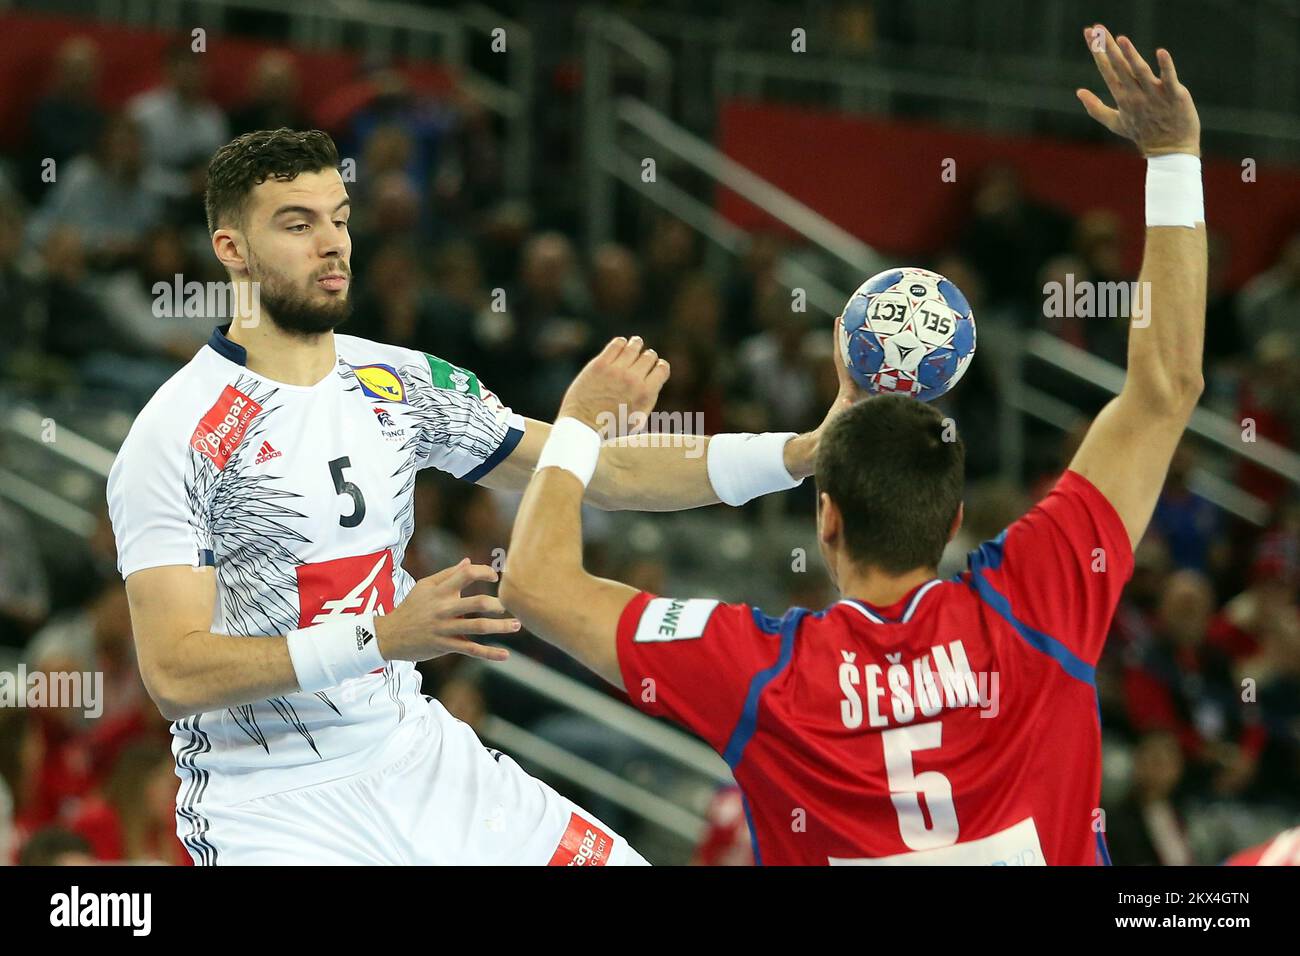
xmin=191 ymin=385 xmax=261 ymax=470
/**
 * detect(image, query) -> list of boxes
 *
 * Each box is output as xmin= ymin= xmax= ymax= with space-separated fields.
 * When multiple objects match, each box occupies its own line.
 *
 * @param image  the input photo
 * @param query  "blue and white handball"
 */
xmin=837 ymin=267 xmax=977 ymax=402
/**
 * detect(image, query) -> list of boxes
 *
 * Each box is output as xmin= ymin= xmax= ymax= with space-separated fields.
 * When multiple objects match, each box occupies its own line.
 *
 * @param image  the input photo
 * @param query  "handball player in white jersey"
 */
xmin=107 ymin=128 xmax=851 ymax=865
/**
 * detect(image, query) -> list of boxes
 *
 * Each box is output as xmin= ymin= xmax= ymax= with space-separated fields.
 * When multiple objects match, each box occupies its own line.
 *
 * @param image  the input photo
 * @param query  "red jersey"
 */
xmin=616 ymin=470 xmax=1133 ymax=865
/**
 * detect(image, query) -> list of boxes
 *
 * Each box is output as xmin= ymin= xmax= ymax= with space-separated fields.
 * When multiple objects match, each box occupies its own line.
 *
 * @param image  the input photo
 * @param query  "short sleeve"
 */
xmin=407 ymin=353 xmax=526 ymax=481
xmin=965 ymin=469 xmax=1134 ymax=668
xmin=616 ymin=591 xmax=783 ymax=752
xmin=107 ymin=426 xmax=210 ymax=579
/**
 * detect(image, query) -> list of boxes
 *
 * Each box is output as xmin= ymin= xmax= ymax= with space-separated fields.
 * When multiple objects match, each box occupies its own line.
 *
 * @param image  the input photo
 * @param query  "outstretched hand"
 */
xmin=1077 ymin=24 xmax=1200 ymax=157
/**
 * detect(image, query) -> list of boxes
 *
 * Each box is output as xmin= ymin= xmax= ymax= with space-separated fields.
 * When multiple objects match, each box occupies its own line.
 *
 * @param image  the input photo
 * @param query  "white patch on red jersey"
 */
xmin=828 ymin=816 xmax=1045 ymax=866
xmin=295 ymin=550 xmax=395 ymax=627
xmin=191 ymin=385 xmax=262 ymax=470
xmin=634 ymin=598 xmax=719 ymax=643
xmin=547 ymin=813 xmax=612 ymax=866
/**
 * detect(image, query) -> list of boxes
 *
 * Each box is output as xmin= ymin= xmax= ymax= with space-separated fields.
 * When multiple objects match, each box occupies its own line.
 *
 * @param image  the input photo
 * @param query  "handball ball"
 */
xmin=837 ymin=267 xmax=977 ymax=402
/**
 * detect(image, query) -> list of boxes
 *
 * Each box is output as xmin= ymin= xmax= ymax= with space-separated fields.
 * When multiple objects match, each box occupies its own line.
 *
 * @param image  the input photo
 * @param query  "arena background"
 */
xmin=0 ymin=0 xmax=1297 ymax=866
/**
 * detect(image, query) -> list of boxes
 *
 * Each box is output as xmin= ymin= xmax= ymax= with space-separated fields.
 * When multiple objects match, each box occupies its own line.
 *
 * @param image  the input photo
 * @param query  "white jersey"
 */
xmin=107 ymin=325 xmax=526 ymax=810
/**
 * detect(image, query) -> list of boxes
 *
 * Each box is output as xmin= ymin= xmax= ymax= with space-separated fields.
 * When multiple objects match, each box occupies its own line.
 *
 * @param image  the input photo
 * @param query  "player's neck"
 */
xmin=838 ymin=564 xmax=938 ymax=609
xmin=225 ymin=316 xmax=337 ymax=387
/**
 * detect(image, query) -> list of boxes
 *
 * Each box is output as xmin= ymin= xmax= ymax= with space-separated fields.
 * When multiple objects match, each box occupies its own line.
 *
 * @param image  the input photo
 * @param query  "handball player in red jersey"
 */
xmin=502 ymin=25 xmax=1207 ymax=865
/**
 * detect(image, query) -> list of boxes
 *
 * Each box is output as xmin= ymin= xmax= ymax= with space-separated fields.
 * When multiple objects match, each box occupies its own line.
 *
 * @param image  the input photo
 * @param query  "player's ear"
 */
xmin=818 ymin=491 xmax=840 ymax=544
xmin=948 ymin=502 xmax=964 ymax=542
xmin=212 ymin=228 xmax=248 ymax=276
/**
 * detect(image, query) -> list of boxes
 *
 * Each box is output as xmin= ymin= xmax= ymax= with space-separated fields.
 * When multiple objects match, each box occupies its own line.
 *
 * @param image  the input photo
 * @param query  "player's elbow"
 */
xmin=138 ymin=654 xmax=196 ymax=722
xmin=1135 ymin=369 xmax=1204 ymax=418
xmin=498 ymin=571 xmax=541 ymax=619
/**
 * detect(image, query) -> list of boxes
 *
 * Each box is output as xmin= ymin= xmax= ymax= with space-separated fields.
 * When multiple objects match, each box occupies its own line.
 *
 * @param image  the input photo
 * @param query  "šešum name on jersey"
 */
xmin=839 ymin=638 xmax=1000 ymax=727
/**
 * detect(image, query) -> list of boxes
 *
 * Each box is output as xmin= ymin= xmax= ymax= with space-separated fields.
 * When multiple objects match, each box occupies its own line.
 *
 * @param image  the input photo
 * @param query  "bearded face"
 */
xmin=246 ymin=243 xmax=352 ymax=337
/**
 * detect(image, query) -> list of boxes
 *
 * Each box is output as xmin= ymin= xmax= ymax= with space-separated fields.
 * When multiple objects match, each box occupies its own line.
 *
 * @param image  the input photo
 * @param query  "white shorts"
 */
xmin=180 ymin=698 xmax=649 ymax=866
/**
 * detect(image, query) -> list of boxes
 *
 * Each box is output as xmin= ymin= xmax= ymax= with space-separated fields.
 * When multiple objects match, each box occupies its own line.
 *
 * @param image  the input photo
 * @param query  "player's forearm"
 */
xmin=1126 ymin=221 xmax=1207 ymax=415
xmin=501 ymin=469 xmax=591 ymax=647
xmin=145 ymin=631 xmax=300 ymax=721
xmin=586 ymin=436 xmax=717 ymax=511
xmin=587 ymin=431 xmax=811 ymax=511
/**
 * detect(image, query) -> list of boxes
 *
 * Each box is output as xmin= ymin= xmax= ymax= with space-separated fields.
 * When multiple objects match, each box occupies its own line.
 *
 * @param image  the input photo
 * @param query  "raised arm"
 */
xmin=479 ymin=327 xmax=865 ymax=511
xmin=1066 ymin=25 xmax=1206 ymax=548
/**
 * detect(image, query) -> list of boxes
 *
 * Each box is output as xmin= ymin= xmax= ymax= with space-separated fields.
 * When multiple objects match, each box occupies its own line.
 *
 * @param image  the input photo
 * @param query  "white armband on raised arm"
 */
xmin=535 ymin=416 xmax=602 ymax=487
xmin=707 ymin=432 xmax=803 ymax=506
xmin=286 ymin=613 xmax=384 ymax=692
xmin=1145 ymin=154 xmax=1203 ymax=228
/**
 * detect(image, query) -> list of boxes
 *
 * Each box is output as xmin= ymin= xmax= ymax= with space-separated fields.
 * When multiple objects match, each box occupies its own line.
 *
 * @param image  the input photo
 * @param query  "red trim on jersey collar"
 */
xmin=840 ymin=578 xmax=942 ymax=624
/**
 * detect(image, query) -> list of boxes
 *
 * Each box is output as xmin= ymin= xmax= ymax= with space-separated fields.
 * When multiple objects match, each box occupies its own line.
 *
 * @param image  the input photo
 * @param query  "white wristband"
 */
xmin=1145 ymin=153 xmax=1203 ymax=228
xmin=707 ymin=432 xmax=802 ymax=506
xmin=285 ymin=613 xmax=384 ymax=692
xmin=537 ymin=416 xmax=602 ymax=487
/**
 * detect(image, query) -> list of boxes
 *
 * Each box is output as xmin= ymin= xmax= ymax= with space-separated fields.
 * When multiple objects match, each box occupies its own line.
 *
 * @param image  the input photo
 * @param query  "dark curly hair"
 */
xmin=816 ymin=394 xmax=965 ymax=574
xmin=204 ymin=128 xmax=340 ymax=236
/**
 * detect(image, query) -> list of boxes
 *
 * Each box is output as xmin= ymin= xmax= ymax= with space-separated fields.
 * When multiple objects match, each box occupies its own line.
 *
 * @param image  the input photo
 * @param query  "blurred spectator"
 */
xmin=1236 ymin=333 xmax=1300 ymax=511
xmin=723 ymin=231 xmax=784 ymax=343
xmin=641 ymin=216 xmax=700 ymax=321
xmin=1124 ymin=571 xmax=1265 ymax=798
xmin=0 ymin=200 xmax=44 ymax=375
xmin=737 ymin=291 xmax=817 ymax=432
xmin=18 ymin=827 xmax=93 ymax=866
xmin=1150 ymin=442 xmax=1227 ymax=576
xmin=127 ymin=43 xmax=229 ymax=200
xmin=68 ymin=743 xmax=189 ymax=864
xmin=693 ymin=786 xmax=754 ymax=865
xmin=347 ymin=240 xmax=472 ymax=361
xmin=28 ymin=226 xmax=128 ymax=364
xmin=958 ymin=162 xmax=1070 ymax=311
xmin=25 ymin=37 xmax=105 ymax=203
xmin=1237 ymin=230 xmax=1300 ymax=353
xmin=507 ymin=232 xmax=593 ymax=415
xmin=1209 ymin=544 xmax=1299 ymax=663
xmin=0 ymin=501 xmax=50 ymax=650
xmin=1105 ymin=732 xmax=1194 ymax=865
xmin=229 ymin=51 xmax=306 ymax=136
xmin=589 ymin=243 xmax=648 ymax=339
xmin=25 ymin=114 xmax=163 ymax=270
xmin=1249 ymin=600 xmax=1300 ymax=800
xmin=93 ymin=223 xmax=212 ymax=364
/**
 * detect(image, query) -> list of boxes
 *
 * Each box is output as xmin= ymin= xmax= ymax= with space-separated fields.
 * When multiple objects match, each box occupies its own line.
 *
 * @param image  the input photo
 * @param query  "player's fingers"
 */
xmin=443 ymin=637 xmax=511 ymax=663
xmin=630 ymin=345 xmax=660 ymax=378
xmin=449 ymin=593 xmax=509 ymax=617
xmin=1097 ymin=25 xmax=1136 ymax=86
xmin=439 ymin=562 xmax=500 ymax=593
xmin=424 ymin=557 xmax=471 ymax=587
xmin=646 ymin=358 xmax=671 ymax=392
xmin=1084 ymin=25 xmax=1127 ymax=102
xmin=613 ymin=334 xmax=645 ymax=369
xmin=594 ymin=336 xmax=627 ymax=367
xmin=450 ymin=616 xmax=522 ymax=636
xmin=1155 ymin=48 xmax=1181 ymax=90
xmin=1116 ymin=35 xmax=1159 ymax=93
xmin=1076 ymin=88 xmax=1122 ymax=133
